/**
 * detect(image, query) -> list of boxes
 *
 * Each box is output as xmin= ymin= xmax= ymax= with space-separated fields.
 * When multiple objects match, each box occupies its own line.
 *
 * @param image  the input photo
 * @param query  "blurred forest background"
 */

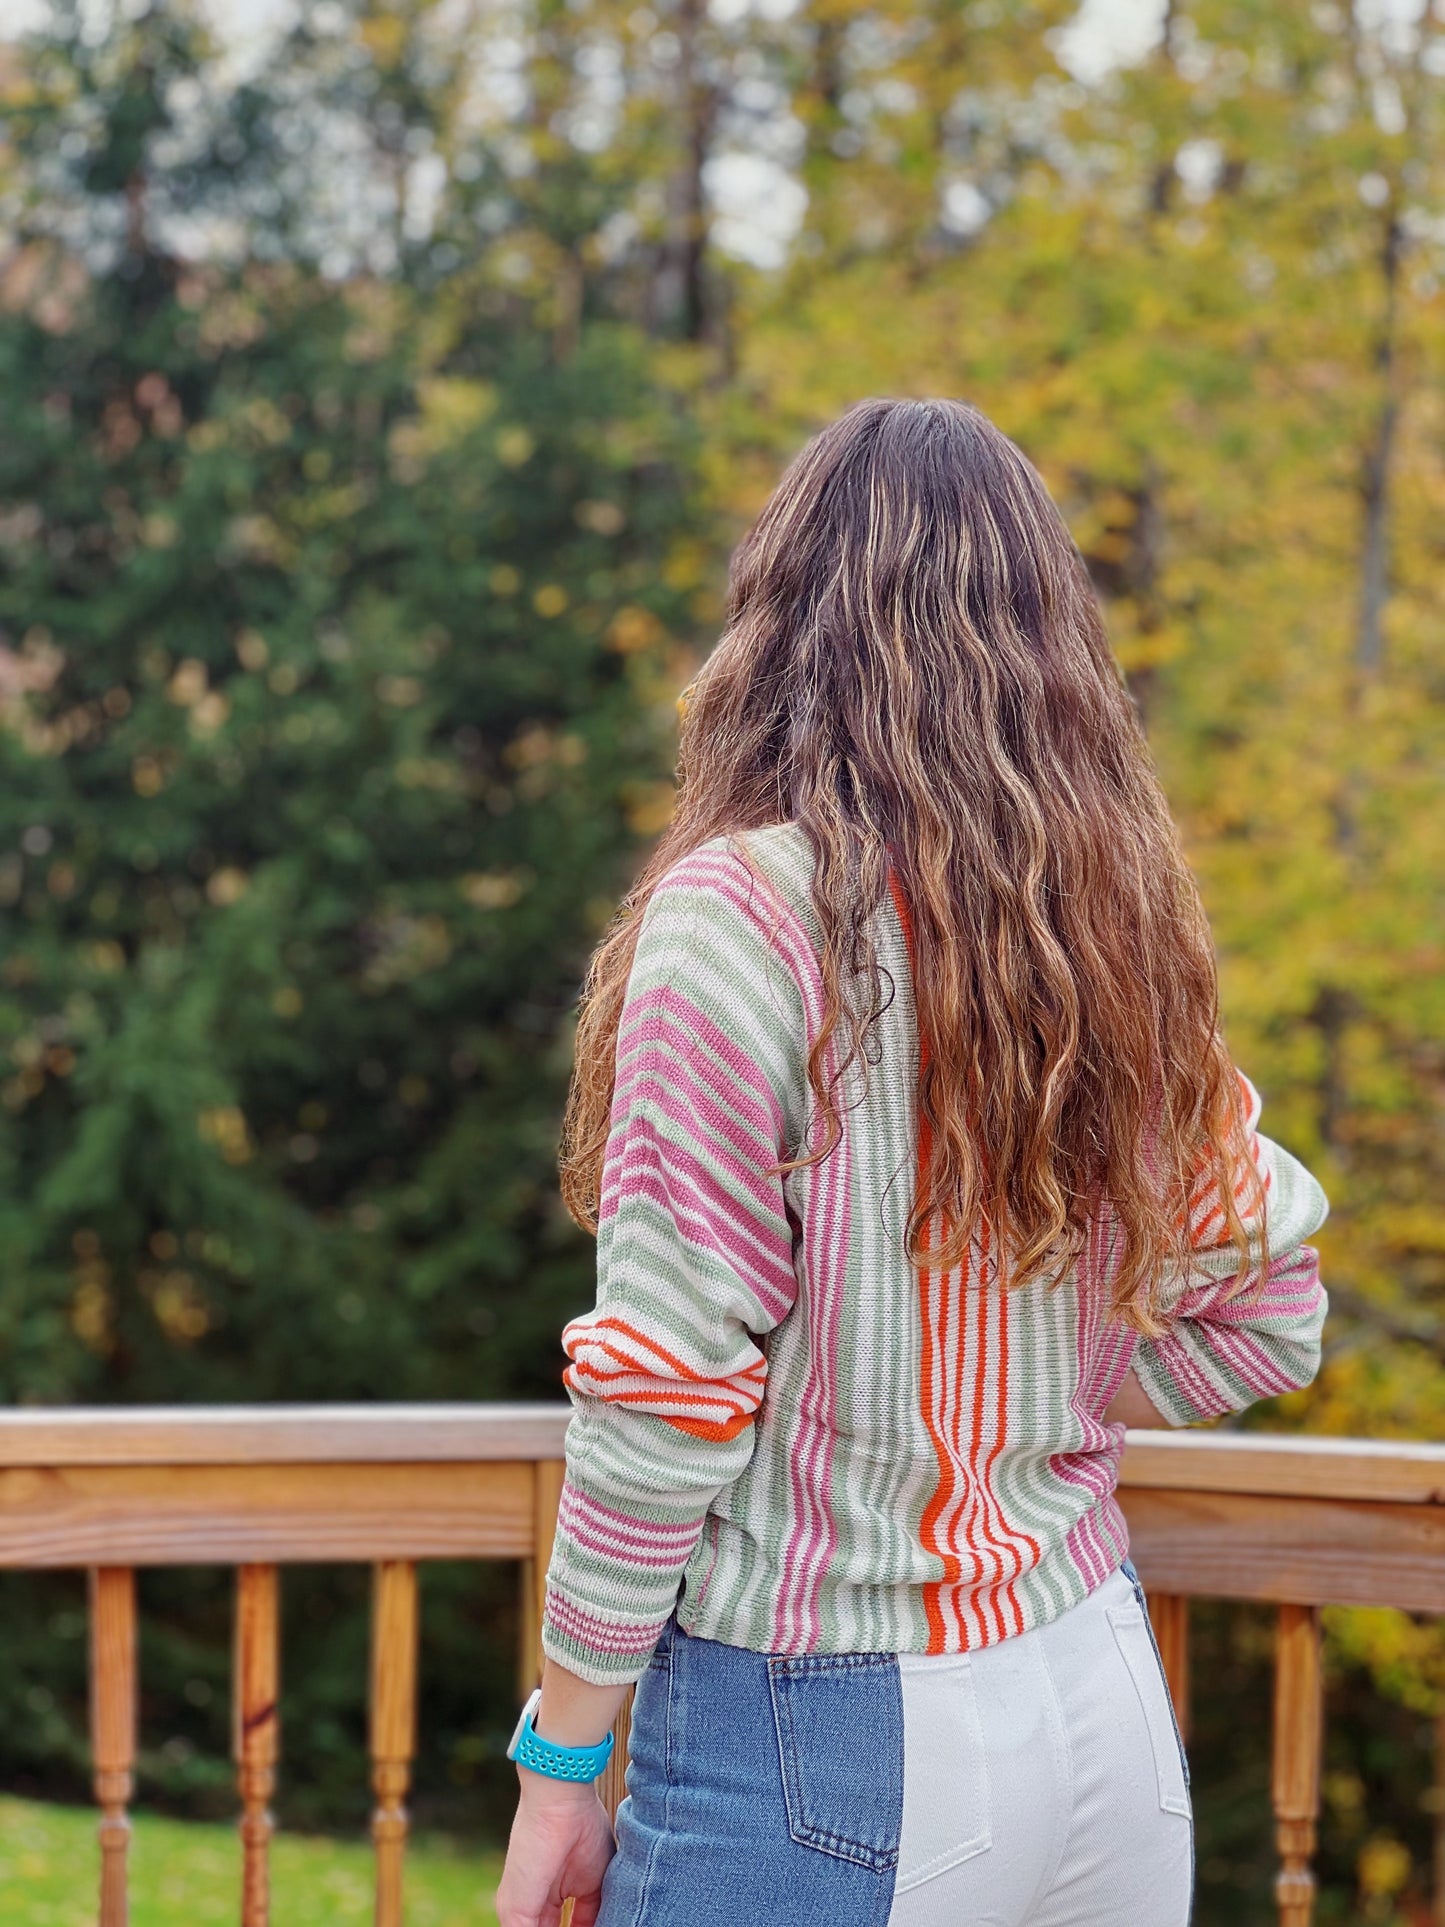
xmin=0 ymin=0 xmax=1442 ymax=1920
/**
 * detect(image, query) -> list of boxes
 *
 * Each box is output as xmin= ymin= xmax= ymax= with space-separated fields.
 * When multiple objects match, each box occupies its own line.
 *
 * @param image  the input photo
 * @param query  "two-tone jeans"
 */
xmin=597 ymin=1559 xmax=1192 ymax=1927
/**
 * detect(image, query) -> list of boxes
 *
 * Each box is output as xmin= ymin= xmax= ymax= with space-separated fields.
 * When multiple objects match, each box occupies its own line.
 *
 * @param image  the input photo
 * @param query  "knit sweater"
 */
xmin=541 ymin=823 xmax=1330 ymax=1686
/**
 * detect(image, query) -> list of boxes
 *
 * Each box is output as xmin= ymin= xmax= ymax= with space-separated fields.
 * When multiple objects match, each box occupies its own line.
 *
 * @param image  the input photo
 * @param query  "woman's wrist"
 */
xmin=531 ymin=1653 xmax=629 ymax=1750
xmin=515 ymin=1760 xmax=601 ymax=1804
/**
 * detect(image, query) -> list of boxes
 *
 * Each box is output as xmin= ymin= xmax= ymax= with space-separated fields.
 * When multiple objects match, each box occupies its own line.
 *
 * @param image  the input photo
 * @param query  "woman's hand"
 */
xmin=495 ymin=1657 xmax=629 ymax=1927
xmin=495 ymin=1773 xmax=617 ymax=1927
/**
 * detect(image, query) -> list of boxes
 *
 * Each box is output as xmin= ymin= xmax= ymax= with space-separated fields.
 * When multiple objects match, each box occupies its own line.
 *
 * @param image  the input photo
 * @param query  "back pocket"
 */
xmin=894 ymin=1654 xmax=992 ymax=1892
xmin=1106 ymin=1602 xmax=1191 ymax=1818
xmin=767 ymin=1653 xmax=903 ymax=1872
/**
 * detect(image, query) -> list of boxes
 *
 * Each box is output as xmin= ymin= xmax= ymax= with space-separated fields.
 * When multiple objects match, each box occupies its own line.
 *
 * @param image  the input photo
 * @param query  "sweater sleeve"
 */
xmin=1130 ymin=1070 xmax=1330 ymax=1427
xmin=541 ymin=843 xmax=807 ymax=1685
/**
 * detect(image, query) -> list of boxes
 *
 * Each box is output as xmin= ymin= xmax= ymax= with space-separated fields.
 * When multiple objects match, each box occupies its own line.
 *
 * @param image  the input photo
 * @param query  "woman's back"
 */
xmin=543 ymin=821 xmax=1329 ymax=1684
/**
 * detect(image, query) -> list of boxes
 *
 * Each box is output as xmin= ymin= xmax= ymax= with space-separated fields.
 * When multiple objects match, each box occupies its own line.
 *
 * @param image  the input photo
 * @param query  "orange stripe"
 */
xmin=564 ymin=1369 xmax=751 ymax=1411
xmin=889 ymin=869 xmax=956 ymax=1652
xmin=969 ymin=1224 xmax=1005 ymax=1643
xmin=569 ymin=1353 xmax=763 ymax=1397
xmin=562 ymin=1368 xmax=753 ymax=1442
xmin=665 ymin=1411 xmax=755 ymax=1441
xmin=981 ymin=1217 xmax=1036 ymax=1636
xmin=562 ymin=1366 xmax=752 ymax=1412
xmin=572 ymin=1315 xmax=766 ymax=1388
xmin=890 ymin=867 xmax=1040 ymax=1648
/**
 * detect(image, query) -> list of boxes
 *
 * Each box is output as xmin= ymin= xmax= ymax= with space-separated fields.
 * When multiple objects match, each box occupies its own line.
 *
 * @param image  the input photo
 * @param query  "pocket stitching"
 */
xmin=895 ymin=1827 xmax=992 ymax=1892
xmin=893 ymin=1656 xmax=992 ymax=1891
xmin=1106 ymin=1603 xmax=1192 ymax=1819
xmin=766 ymin=1657 xmax=900 ymax=1872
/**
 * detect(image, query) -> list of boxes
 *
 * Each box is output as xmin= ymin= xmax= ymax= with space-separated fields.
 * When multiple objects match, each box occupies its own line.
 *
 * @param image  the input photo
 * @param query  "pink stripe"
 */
xmin=606 ymin=1075 xmax=786 ymax=1226
xmin=793 ymin=1035 xmax=850 ymax=1641
xmin=612 ymin=1004 xmax=784 ymax=1158
xmin=1064 ymin=1503 xmax=1112 ymax=1588
xmin=1203 ymin=1325 xmax=1301 ymax=1399
xmin=617 ymin=991 xmax=786 ymax=1132
xmin=544 ymin=1592 xmax=666 ymax=1654
xmin=1143 ymin=1330 xmax=1223 ymax=1417
xmin=1053 ymin=1212 xmax=1131 ymax=1576
xmin=659 ymin=851 xmax=835 ymax=1651
xmin=601 ymin=1159 xmax=795 ymax=1316
xmin=682 ymin=857 xmax=842 ymax=1648
xmin=557 ymin=1485 xmax=699 ymax=1544
xmin=1049 ymin=1444 xmax=1118 ymax=1505
xmin=606 ymin=1071 xmax=782 ymax=1191
xmin=557 ymin=1518 xmax=703 ymax=1569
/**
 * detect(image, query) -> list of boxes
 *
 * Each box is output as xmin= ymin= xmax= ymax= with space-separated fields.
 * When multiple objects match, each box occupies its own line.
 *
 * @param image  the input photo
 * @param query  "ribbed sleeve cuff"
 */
xmin=540 ymin=1586 xmax=670 ymax=1686
xmin=1128 ymin=1337 xmax=1225 ymax=1428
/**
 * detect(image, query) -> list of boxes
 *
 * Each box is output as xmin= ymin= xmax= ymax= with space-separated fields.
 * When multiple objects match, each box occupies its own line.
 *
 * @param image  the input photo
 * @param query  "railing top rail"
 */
xmin=1119 ymin=1428 xmax=1445 ymax=1504
xmin=0 ymin=1403 xmax=573 ymax=1466
xmin=0 ymin=1405 xmax=1440 ymax=1501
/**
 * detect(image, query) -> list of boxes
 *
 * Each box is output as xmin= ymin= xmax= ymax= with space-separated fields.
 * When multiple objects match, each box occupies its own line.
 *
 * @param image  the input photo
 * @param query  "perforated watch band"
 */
xmin=506 ymin=1687 xmax=615 ymax=1783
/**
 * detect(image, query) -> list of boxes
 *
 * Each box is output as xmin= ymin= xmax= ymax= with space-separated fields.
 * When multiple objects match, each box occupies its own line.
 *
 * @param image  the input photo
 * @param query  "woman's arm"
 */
xmin=540 ymin=845 xmax=806 ymax=1685
xmin=498 ymin=846 xmax=808 ymax=1923
xmin=1103 ymin=1365 xmax=1174 ymax=1428
xmin=1130 ymin=1072 xmax=1329 ymax=1426
xmin=495 ymin=1658 xmax=630 ymax=1927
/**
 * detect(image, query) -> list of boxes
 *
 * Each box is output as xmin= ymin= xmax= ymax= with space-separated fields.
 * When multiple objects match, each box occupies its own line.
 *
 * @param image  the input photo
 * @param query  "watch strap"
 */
xmin=507 ymin=1688 xmax=615 ymax=1783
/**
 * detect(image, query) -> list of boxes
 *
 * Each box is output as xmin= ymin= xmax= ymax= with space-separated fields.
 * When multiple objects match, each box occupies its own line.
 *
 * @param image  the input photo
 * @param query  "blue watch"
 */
xmin=506 ymin=1687 xmax=615 ymax=1783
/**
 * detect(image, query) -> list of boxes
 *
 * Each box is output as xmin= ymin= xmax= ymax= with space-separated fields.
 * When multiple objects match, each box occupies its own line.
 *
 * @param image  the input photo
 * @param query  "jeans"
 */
xmin=597 ymin=1560 xmax=1192 ymax=1927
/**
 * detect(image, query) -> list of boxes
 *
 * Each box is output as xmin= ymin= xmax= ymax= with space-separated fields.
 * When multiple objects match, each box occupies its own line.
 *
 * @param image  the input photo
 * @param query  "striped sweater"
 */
xmin=542 ymin=823 xmax=1330 ymax=1685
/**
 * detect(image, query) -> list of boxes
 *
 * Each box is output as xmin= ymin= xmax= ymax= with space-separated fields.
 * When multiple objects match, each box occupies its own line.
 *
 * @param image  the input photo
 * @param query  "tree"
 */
xmin=0 ymin=0 xmax=704 ymax=1819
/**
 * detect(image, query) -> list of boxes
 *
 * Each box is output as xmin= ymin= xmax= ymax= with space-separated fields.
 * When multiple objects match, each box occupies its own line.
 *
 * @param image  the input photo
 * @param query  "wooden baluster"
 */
xmin=516 ymin=1550 xmax=537 ymax=1702
xmin=529 ymin=1473 xmax=640 ymax=1798
xmin=599 ymin=1688 xmax=633 ymax=1827
xmin=529 ymin=1462 xmax=638 ymax=1923
xmin=234 ymin=1565 xmax=280 ymax=1927
xmin=1433 ymin=1707 xmax=1445 ymax=1927
xmin=1272 ymin=1603 xmax=1323 ymax=1927
xmin=525 ymin=1463 xmax=573 ymax=1927
xmin=371 ymin=1560 xmax=419 ymax=1927
xmin=89 ymin=1567 xmax=137 ymax=1927
xmin=527 ymin=1460 xmax=566 ymax=1686
xmin=1146 ymin=1591 xmax=1191 ymax=1743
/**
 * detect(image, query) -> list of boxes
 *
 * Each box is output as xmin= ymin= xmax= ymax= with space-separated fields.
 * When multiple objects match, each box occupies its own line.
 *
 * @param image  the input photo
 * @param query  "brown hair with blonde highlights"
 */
xmin=560 ymin=397 xmax=1265 ymax=1333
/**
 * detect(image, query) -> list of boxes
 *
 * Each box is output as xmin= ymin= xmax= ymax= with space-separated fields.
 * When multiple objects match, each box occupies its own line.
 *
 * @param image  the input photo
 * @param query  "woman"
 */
xmin=495 ymin=398 xmax=1329 ymax=1927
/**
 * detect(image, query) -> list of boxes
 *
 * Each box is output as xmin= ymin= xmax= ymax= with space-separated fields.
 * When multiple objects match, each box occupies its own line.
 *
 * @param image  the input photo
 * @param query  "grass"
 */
xmin=0 ymin=1795 xmax=503 ymax=1925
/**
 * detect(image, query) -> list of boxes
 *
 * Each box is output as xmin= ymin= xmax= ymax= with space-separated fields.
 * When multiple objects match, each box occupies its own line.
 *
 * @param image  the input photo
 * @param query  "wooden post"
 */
xmin=1272 ymin=1603 xmax=1323 ymax=1927
xmin=370 ymin=1560 xmax=419 ymax=1927
xmin=89 ymin=1567 xmax=137 ymax=1927
xmin=234 ymin=1565 xmax=280 ymax=1927
xmin=599 ymin=1689 xmax=633 ymax=1826
xmin=516 ymin=1552 xmax=537 ymax=1702
xmin=528 ymin=1460 xmax=566 ymax=1687
xmin=528 ymin=1462 xmax=634 ymax=1828
xmin=1146 ymin=1591 xmax=1191 ymax=1743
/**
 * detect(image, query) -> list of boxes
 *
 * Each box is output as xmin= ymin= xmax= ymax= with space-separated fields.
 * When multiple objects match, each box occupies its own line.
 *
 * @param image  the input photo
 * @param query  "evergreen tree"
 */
xmin=0 ymin=0 xmax=703 ymax=1819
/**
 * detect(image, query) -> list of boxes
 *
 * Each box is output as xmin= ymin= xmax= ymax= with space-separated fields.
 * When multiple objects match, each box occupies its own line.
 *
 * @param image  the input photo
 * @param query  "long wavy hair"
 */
xmin=560 ymin=397 xmax=1265 ymax=1333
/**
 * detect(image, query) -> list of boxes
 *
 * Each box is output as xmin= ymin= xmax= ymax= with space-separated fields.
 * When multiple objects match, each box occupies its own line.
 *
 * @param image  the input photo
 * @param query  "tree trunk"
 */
xmin=1354 ymin=211 xmax=1402 ymax=684
xmin=653 ymin=0 xmax=717 ymax=342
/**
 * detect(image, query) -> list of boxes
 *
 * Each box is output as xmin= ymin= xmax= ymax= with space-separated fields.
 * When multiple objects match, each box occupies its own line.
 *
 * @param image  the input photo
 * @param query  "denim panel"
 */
xmin=598 ymin=1615 xmax=903 ymax=1927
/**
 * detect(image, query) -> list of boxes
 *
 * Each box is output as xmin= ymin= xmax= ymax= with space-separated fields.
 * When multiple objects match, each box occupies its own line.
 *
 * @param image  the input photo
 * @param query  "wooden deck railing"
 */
xmin=0 ymin=1408 xmax=1441 ymax=1927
